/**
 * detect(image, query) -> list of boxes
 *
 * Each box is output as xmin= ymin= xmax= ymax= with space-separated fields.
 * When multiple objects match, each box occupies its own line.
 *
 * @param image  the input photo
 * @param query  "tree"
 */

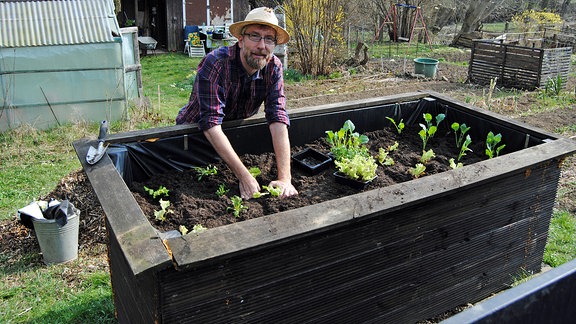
xmin=283 ymin=0 xmax=346 ymax=76
xmin=451 ymin=1 xmax=506 ymax=45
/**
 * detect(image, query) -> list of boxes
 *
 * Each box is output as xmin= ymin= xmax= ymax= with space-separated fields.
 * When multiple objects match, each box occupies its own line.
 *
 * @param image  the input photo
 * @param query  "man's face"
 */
xmin=238 ymin=25 xmax=277 ymax=73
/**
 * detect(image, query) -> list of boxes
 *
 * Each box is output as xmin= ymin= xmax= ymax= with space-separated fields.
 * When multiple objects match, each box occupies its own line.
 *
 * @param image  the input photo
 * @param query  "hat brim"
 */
xmin=229 ymin=21 xmax=290 ymax=45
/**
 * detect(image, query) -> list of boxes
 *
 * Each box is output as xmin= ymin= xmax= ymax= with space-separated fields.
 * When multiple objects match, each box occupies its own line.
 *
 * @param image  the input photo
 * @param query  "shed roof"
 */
xmin=0 ymin=0 xmax=120 ymax=48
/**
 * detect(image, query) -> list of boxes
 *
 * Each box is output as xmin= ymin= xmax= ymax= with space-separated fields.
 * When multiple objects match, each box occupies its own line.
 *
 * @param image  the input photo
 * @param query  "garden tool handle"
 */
xmin=98 ymin=120 xmax=108 ymax=142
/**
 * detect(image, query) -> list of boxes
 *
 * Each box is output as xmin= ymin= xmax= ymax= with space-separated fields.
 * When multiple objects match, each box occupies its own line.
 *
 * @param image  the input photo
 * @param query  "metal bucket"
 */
xmin=32 ymin=211 xmax=80 ymax=264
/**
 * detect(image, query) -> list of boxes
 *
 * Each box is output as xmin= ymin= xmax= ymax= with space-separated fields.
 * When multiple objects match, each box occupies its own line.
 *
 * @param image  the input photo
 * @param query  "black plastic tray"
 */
xmin=292 ymin=147 xmax=332 ymax=175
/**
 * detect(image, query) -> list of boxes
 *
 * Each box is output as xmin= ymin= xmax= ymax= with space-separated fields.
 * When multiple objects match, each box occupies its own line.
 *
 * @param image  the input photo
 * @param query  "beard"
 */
xmin=243 ymin=47 xmax=271 ymax=71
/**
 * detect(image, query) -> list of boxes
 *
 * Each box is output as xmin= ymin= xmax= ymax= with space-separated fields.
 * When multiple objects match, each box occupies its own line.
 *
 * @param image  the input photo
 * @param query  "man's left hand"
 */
xmin=268 ymin=180 xmax=298 ymax=198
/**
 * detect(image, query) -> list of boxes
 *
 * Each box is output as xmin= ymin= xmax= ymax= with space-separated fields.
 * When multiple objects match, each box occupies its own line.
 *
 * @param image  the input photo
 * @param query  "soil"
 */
xmin=132 ymin=125 xmax=487 ymax=233
xmin=1 ymin=48 xmax=575 ymax=322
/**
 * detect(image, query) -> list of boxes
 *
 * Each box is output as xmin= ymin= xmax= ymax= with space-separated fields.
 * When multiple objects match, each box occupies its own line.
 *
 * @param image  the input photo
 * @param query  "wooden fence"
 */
xmin=468 ymin=40 xmax=572 ymax=90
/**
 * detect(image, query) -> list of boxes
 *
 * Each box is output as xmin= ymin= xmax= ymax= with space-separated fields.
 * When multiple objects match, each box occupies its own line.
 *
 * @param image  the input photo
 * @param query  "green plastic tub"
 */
xmin=414 ymin=58 xmax=439 ymax=78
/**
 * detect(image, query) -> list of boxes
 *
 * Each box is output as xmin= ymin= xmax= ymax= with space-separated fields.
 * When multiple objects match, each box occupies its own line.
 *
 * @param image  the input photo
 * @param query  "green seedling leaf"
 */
xmin=194 ymin=165 xmax=218 ymax=180
xmin=263 ymin=185 xmax=282 ymax=197
xmin=485 ymin=131 xmax=505 ymax=159
xmin=458 ymin=134 xmax=473 ymax=162
xmin=449 ymin=158 xmax=463 ymax=169
xmin=386 ymin=117 xmax=405 ymax=134
xmin=252 ymin=191 xmax=269 ymax=199
xmin=144 ymin=185 xmax=169 ymax=199
xmin=227 ymin=195 xmax=248 ymax=218
xmin=435 ymin=113 xmax=446 ymax=125
xmin=249 ymin=167 xmax=261 ymax=178
xmin=420 ymin=149 xmax=436 ymax=164
xmin=154 ymin=209 xmax=167 ymax=222
xmin=335 ymin=154 xmax=378 ymax=182
xmin=451 ymin=122 xmax=459 ymax=132
xmin=154 ymin=198 xmax=173 ymax=222
xmin=326 ymin=119 xmax=371 ymax=161
xmin=377 ymin=147 xmax=394 ymax=166
xmin=409 ymin=163 xmax=426 ymax=178
xmin=192 ymin=224 xmax=207 ymax=234
xmin=159 ymin=199 xmax=170 ymax=210
xmin=216 ymin=183 xmax=229 ymax=197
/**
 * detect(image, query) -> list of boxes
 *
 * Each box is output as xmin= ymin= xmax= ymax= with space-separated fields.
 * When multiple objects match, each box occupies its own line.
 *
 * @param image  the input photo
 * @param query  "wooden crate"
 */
xmin=73 ymin=92 xmax=576 ymax=323
xmin=468 ymin=40 xmax=572 ymax=90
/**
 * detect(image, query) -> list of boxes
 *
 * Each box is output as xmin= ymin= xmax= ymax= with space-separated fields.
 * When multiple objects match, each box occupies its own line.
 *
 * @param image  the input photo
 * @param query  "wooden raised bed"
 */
xmin=73 ymin=91 xmax=576 ymax=323
xmin=468 ymin=40 xmax=572 ymax=90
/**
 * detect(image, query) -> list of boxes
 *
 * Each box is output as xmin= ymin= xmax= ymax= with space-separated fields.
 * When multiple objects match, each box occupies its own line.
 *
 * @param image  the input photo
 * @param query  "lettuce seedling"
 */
xmin=249 ymin=167 xmax=261 ymax=178
xmin=449 ymin=158 xmax=463 ymax=169
xmin=377 ymin=148 xmax=394 ymax=166
xmin=335 ymin=154 xmax=378 ymax=181
xmin=216 ymin=184 xmax=229 ymax=197
xmin=253 ymin=185 xmax=282 ymax=198
xmin=192 ymin=224 xmax=207 ymax=234
xmin=376 ymin=141 xmax=398 ymax=166
xmin=409 ymin=163 xmax=426 ymax=178
xmin=485 ymin=131 xmax=506 ymax=159
xmin=227 ymin=195 xmax=248 ymax=218
xmin=263 ymin=185 xmax=282 ymax=197
xmin=252 ymin=191 xmax=268 ymax=199
xmin=386 ymin=117 xmax=405 ymax=134
xmin=180 ymin=224 xmax=206 ymax=236
xmin=154 ymin=199 xmax=173 ymax=222
xmin=193 ymin=164 xmax=218 ymax=180
xmin=144 ymin=185 xmax=169 ymax=199
xmin=420 ymin=149 xmax=435 ymax=164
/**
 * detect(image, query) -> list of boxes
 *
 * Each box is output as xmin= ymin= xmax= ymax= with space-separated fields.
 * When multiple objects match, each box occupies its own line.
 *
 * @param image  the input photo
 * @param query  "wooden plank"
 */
xmin=160 ymin=163 xmax=559 ymax=322
xmin=72 ymin=138 xmax=173 ymax=276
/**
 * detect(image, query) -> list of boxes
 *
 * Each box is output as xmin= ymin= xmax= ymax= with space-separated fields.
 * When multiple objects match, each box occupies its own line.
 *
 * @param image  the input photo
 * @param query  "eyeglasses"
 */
xmin=242 ymin=33 xmax=276 ymax=45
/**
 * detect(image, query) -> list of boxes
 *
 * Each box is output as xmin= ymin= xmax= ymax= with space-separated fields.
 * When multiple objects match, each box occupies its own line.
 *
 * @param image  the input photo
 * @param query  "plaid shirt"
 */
xmin=175 ymin=44 xmax=289 ymax=129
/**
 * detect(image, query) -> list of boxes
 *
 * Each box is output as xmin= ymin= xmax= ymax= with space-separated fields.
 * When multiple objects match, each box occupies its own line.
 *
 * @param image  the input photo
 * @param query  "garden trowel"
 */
xmin=86 ymin=120 xmax=109 ymax=165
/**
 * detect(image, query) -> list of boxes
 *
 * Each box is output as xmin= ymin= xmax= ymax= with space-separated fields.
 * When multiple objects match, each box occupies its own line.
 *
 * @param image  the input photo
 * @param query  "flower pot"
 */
xmin=333 ymin=171 xmax=376 ymax=189
xmin=292 ymin=147 xmax=332 ymax=174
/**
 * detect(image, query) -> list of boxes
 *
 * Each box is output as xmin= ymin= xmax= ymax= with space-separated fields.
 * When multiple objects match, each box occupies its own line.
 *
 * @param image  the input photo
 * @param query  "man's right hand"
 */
xmin=204 ymin=126 xmax=261 ymax=200
xmin=239 ymin=174 xmax=261 ymax=200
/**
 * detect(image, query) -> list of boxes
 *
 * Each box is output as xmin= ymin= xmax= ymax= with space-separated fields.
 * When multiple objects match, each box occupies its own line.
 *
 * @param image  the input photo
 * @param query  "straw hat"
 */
xmin=229 ymin=7 xmax=290 ymax=45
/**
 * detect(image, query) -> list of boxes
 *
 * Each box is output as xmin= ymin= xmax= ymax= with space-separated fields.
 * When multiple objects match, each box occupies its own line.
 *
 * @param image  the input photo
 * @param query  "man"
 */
xmin=176 ymin=7 xmax=298 ymax=200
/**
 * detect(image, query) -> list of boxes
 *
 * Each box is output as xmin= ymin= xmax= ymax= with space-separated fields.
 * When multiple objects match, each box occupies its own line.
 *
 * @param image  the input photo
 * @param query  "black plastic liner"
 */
xmin=109 ymin=97 xmax=548 ymax=187
xmin=108 ymin=135 xmax=220 ymax=187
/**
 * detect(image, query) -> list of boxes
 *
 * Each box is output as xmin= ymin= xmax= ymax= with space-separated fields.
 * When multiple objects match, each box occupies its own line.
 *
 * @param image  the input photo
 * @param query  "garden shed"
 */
xmin=0 ymin=0 xmax=138 ymax=131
